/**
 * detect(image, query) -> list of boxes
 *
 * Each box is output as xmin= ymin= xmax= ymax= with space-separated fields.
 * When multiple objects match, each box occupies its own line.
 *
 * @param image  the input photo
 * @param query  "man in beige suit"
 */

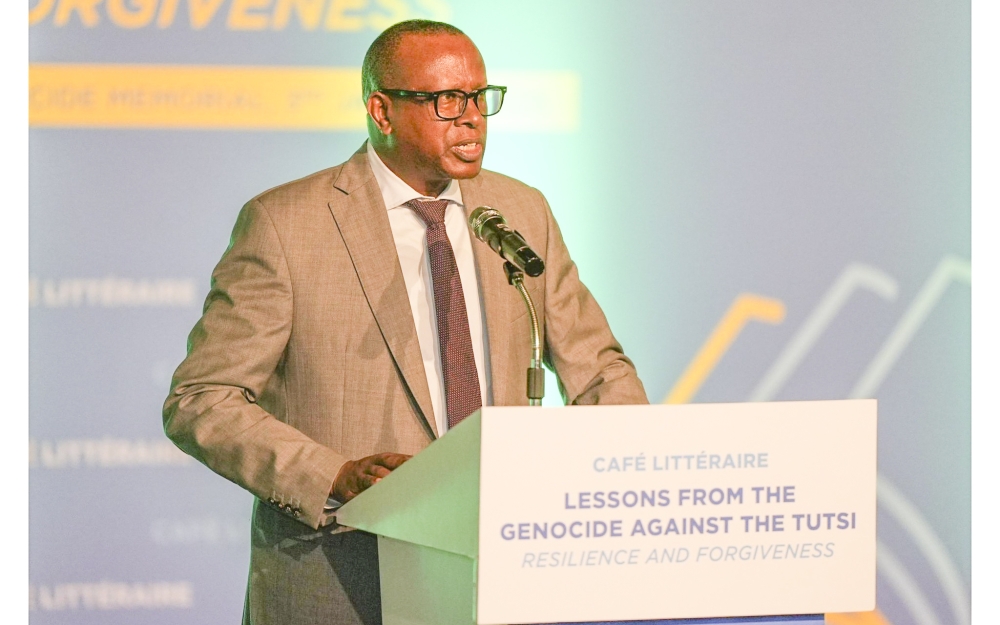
xmin=164 ymin=19 xmax=647 ymax=625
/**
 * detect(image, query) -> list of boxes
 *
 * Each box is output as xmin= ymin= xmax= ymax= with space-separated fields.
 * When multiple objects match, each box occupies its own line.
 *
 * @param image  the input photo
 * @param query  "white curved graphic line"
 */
xmin=878 ymin=474 xmax=970 ymax=625
xmin=748 ymin=263 xmax=898 ymax=402
xmin=848 ymin=255 xmax=971 ymax=625
xmin=849 ymin=255 xmax=971 ymax=399
xmin=877 ymin=541 xmax=944 ymax=625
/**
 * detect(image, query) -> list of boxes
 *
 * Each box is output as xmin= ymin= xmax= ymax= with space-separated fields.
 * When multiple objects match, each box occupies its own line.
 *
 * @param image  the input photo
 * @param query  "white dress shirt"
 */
xmin=366 ymin=141 xmax=492 ymax=435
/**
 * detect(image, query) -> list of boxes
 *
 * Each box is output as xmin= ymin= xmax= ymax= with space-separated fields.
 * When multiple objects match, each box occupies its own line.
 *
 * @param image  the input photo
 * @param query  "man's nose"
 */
xmin=456 ymin=96 xmax=484 ymax=127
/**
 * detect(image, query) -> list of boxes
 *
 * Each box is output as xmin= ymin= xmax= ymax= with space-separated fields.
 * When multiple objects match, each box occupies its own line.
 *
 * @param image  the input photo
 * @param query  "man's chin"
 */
xmin=444 ymin=160 xmax=484 ymax=180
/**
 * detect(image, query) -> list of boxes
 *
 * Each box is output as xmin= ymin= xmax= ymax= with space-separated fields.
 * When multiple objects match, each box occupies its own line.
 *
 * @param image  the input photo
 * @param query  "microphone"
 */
xmin=468 ymin=206 xmax=545 ymax=277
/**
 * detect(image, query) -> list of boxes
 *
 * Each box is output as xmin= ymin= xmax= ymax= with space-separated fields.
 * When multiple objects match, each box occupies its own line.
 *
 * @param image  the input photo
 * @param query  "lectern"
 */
xmin=336 ymin=401 xmax=876 ymax=625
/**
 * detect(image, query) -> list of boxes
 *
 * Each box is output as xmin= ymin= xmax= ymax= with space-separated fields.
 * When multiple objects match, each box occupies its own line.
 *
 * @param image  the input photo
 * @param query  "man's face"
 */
xmin=375 ymin=33 xmax=488 ymax=193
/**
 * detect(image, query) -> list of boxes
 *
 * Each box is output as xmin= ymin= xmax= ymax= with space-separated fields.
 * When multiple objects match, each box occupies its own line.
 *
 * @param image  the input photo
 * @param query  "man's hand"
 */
xmin=331 ymin=452 xmax=411 ymax=503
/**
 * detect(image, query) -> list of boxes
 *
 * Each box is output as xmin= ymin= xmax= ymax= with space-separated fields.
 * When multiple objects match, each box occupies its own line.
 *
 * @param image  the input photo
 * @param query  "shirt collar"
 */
xmin=366 ymin=141 xmax=464 ymax=210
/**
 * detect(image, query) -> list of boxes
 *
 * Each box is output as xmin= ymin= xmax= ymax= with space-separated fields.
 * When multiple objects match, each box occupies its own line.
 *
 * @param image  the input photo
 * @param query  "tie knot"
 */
xmin=405 ymin=199 xmax=450 ymax=226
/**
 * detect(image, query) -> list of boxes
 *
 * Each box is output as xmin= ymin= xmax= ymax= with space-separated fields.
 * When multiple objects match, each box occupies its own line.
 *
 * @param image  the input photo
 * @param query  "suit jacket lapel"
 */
xmin=459 ymin=176 xmax=518 ymax=407
xmin=328 ymin=148 xmax=439 ymax=439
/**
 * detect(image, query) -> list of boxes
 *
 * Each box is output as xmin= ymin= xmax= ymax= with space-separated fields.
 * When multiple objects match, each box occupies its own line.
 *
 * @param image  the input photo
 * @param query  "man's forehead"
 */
xmin=386 ymin=33 xmax=486 ymax=86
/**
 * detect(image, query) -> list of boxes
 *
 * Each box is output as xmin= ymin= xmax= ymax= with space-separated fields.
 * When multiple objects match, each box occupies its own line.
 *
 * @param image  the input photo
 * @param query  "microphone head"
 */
xmin=469 ymin=205 xmax=505 ymax=242
xmin=522 ymin=250 xmax=545 ymax=277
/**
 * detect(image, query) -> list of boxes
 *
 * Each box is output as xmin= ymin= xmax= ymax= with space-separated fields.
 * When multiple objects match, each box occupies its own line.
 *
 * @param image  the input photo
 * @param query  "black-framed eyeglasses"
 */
xmin=379 ymin=85 xmax=507 ymax=120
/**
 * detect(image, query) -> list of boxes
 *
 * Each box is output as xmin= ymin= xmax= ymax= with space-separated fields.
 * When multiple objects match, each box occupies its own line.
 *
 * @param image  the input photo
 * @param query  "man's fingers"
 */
xmin=332 ymin=453 xmax=412 ymax=503
xmin=352 ymin=473 xmax=378 ymax=490
xmin=379 ymin=453 xmax=411 ymax=469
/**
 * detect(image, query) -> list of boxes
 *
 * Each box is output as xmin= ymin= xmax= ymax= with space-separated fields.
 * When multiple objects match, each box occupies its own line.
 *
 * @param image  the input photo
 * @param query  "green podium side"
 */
xmin=336 ymin=411 xmax=484 ymax=625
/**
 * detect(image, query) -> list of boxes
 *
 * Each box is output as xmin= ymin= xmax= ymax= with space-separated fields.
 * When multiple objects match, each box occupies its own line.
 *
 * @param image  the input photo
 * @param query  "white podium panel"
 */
xmin=476 ymin=401 xmax=876 ymax=624
xmin=337 ymin=400 xmax=876 ymax=625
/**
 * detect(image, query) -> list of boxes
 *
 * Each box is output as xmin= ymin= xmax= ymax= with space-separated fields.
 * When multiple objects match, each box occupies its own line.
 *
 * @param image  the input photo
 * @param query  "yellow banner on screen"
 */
xmin=28 ymin=64 xmax=580 ymax=132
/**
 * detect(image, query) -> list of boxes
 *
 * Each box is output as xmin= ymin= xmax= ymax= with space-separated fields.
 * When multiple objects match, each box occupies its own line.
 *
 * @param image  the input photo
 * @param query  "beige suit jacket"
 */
xmin=163 ymin=145 xmax=647 ymax=622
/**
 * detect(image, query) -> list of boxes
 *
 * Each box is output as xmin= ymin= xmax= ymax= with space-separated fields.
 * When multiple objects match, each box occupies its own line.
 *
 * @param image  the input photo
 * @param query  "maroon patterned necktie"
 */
xmin=405 ymin=199 xmax=483 ymax=429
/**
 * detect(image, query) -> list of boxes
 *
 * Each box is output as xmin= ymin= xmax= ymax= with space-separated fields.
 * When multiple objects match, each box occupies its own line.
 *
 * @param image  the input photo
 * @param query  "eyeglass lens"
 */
xmin=436 ymin=88 xmax=504 ymax=119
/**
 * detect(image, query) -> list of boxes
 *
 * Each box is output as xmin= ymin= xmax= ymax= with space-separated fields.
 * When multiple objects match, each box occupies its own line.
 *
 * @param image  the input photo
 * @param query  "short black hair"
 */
xmin=361 ymin=19 xmax=467 ymax=101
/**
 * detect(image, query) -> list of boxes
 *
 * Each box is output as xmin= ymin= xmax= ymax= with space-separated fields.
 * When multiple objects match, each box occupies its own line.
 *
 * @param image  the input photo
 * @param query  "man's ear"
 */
xmin=366 ymin=93 xmax=393 ymax=136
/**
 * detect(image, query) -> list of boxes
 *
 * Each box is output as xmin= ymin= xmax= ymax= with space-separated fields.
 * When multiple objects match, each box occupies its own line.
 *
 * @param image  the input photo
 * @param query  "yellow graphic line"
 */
xmin=30 ymin=63 xmax=366 ymax=130
xmin=28 ymin=64 xmax=581 ymax=131
xmin=825 ymin=609 xmax=892 ymax=625
xmin=663 ymin=294 xmax=785 ymax=404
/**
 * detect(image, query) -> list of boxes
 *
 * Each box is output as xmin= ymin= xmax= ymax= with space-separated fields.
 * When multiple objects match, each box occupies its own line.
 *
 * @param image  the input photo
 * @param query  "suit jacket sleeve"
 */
xmin=163 ymin=199 xmax=346 ymax=530
xmin=538 ymin=192 xmax=650 ymax=405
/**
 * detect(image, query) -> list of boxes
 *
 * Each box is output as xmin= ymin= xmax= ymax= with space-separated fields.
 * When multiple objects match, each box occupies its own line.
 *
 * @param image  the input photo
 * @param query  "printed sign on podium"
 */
xmin=336 ymin=401 xmax=877 ymax=625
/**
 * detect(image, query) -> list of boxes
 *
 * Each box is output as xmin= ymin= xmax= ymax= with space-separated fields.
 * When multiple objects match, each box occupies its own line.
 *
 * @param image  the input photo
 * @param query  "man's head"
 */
xmin=363 ymin=20 xmax=490 ymax=197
